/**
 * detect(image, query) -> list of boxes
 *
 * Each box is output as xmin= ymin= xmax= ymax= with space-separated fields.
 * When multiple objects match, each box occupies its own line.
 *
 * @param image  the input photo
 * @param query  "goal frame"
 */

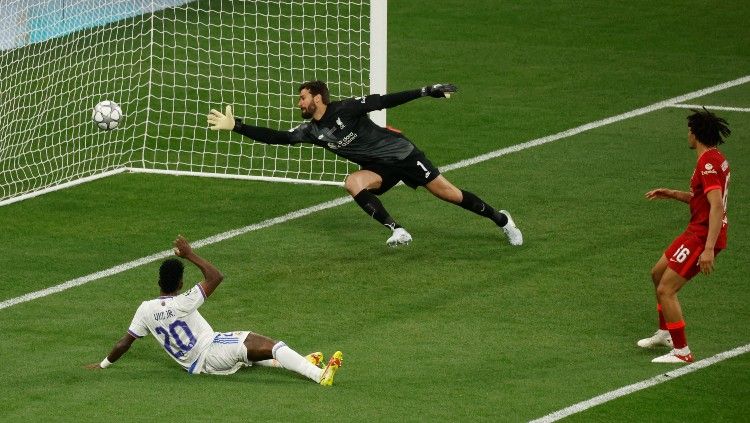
xmin=0 ymin=0 xmax=388 ymax=207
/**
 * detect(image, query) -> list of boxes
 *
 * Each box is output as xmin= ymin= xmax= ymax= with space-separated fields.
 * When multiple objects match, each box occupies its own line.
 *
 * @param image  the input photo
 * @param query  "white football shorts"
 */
xmin=200 ymin=331 xmax=251 ymax=375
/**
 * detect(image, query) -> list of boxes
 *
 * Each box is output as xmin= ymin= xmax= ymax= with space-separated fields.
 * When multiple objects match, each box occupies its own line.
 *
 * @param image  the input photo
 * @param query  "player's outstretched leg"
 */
xmin=425 ymin=176 xmax=523 ymax=245
xmin=425 ymin=175 xmax=523 ymax=245
xmin=270 ymin=341 xmax=326 ymax=382
xmin=253 ymin=351 xmax=325 ymax=368
xmin=458 ymin=189 xmax=523 ymax=245
xmin=245 ymin=334 xmax=327 ymax=382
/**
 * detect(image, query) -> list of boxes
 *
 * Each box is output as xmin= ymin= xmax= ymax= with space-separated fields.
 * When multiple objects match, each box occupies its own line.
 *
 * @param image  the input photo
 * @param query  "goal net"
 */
xmin=0 ymin=0 xmax=386 ymax=206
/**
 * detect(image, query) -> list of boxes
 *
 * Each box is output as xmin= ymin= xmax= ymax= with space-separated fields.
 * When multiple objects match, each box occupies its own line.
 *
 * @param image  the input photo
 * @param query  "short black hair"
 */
xmin=159 ymin=258 xmax=184 ymax=293
xmin=688 ymin=107 xmax=730 ymax=147
xmin=299 ymin=80 xmax=330 ymax=104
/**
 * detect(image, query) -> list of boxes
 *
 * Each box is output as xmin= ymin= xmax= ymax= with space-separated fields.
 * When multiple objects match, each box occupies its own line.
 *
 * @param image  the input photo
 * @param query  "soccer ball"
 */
xmin=92 ymin=100 xmax=123 ymax=130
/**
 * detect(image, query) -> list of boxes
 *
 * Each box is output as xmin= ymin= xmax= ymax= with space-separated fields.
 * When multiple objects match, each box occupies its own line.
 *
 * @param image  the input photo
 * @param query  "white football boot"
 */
xmin=500 ymin=210 xmax=523 ymax=246
xmin=652 ymin=347 xmax=694 ymax=364
xmin=637 ymin=329 xmax=673 ymax=348
xmin=386 ymin=227 xmax=412 ymax=247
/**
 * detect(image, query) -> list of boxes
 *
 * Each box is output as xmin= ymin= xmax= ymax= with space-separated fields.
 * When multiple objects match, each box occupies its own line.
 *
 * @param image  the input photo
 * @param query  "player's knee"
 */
xmin=655 ymin=283 xmax=676 ymax=299
xmin=244 ymin=333 xmax=276 ymax=361
xmin=344 ymin=176 xmax=363 ymax=195
xmin=345 ymin=172 xmax=377 ymax=196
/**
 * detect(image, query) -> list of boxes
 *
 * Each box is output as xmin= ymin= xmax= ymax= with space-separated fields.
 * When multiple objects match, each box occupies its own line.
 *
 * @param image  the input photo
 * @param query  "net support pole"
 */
xmin=369 ymin=0 xmax=387 ymax=127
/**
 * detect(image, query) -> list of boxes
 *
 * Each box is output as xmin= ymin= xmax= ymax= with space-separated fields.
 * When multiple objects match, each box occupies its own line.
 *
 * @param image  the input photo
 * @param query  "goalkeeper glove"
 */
xmin=207 ymin=105 xmax=235 ymax=130
xmin=421 ymin=83 xmax=457 ymax=98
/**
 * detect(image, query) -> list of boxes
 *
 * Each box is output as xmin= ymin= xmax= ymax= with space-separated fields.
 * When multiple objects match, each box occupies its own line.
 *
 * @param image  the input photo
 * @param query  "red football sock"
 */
xmin=666 ymin=320 xmax=688 ymax=349
xmin=657 ymin=304 xmax=668 ymax=330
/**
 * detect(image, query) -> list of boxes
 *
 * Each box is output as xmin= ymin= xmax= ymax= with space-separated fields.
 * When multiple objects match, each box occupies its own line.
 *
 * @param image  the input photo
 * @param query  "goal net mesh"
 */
xmin=0 ymin=0 xmax=369 ymax=205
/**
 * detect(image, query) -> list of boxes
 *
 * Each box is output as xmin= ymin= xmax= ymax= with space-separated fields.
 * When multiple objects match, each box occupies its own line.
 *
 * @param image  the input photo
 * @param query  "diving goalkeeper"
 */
xmin=207 ymin=81 xmax=522 ymax=247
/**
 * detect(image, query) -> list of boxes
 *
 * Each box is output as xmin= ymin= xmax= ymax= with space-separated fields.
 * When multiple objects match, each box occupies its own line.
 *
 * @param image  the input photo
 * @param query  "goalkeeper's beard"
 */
xmin=300 ymin=103 xmax=316 ymax=119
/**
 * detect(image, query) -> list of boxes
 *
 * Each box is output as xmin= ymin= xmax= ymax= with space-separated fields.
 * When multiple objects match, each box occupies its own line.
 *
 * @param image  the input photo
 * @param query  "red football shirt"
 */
xmin=687 ymin=148 xmax=729 ymax=248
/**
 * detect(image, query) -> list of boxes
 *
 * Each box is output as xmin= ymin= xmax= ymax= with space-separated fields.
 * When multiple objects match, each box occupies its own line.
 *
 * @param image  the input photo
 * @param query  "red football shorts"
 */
xmin=664 ymin=231 xmax=722 ymax=280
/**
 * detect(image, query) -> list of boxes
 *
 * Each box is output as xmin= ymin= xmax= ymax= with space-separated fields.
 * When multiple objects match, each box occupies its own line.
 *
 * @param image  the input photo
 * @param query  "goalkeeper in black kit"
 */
xmin=207 ymin=81 xmax=522 ymax=247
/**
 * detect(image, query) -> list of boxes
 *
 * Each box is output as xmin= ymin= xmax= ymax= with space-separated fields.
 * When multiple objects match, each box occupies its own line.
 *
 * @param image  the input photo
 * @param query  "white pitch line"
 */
xmin=2 ymin=74 xmax=749 ymax=311
xmin=529 ymin=343 xmax=750 ymax=423
xmin=0 ymin=196 xmax=352 ymax=310
xmin=669 ymin=104 xmax=750 ymax=112
xmin=442 ymin=75 xmax=750 ymax=172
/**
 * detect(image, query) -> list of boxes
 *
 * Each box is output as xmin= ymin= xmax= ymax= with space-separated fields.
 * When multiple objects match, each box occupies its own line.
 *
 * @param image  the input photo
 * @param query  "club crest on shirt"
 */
xmin=700 ymin=161 xmax=718 ymax=176
xmin=336 ymin=117 xmax=345 ymax=129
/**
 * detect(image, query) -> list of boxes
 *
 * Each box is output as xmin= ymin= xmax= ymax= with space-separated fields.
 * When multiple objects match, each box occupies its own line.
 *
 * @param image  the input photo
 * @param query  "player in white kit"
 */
xmin=86 ymin=235 xmax=343 ymax=386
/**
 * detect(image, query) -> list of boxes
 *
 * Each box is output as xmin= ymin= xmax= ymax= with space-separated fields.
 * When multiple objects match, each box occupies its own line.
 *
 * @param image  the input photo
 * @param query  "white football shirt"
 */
xmin=128 ymin=284 xmax=215 ymax=373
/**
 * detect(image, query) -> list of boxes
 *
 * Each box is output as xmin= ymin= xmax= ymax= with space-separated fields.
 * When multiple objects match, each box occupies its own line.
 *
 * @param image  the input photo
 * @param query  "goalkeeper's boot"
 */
xmin=637 ymin=329 xmax=673 ymax=349
xmin=386 ymin=228 xmax=412 ymax=247
xmin=651 ymin=347 xmax=694 ymax=364
xmin=305 ymin=352 xmax=325 ymax=368
xmin=499 ymin=210 xmax=523 ymax=246
xmin=319 ymin=351 xmax=343 ymax=386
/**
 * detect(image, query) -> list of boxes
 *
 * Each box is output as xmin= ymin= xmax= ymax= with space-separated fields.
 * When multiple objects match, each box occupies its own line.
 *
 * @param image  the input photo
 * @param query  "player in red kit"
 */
xmin=637 ymin=108 xmax=731 ymax=363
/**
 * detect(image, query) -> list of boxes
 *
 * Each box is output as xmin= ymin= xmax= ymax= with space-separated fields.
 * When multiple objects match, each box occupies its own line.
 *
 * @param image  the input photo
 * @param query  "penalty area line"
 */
xmin=528 ymin=343 xmax=750 ymax=423
xmin=1 ymin=75 xmax=749 ymax=311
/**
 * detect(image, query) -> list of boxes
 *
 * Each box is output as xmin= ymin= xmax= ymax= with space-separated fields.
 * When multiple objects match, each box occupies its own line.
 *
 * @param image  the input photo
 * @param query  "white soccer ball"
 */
xmin=92 ymin=100 xmax=123 ymax=130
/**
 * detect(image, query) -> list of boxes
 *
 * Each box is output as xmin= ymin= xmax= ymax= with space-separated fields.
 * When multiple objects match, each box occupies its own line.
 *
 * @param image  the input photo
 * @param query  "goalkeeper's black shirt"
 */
xmin=233 ymin=90 xmax=423 ymax=166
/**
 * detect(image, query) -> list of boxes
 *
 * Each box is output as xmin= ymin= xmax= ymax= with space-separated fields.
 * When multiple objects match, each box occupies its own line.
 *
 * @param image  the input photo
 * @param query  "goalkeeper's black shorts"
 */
xmin=363 ymin=148 xmax=441 ymax=195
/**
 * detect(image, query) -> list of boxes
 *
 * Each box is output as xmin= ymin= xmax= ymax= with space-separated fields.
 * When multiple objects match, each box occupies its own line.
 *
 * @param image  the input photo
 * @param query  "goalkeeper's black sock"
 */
xmin=459 ymin=190 xmax=508 ymax=227
xmin=353 ymin=190 xmax=401 ymax=230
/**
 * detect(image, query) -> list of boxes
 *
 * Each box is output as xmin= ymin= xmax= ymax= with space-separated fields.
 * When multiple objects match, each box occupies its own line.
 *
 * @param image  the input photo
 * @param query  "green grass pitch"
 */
xmin=1 ymin=1 xmax=749 ymax=421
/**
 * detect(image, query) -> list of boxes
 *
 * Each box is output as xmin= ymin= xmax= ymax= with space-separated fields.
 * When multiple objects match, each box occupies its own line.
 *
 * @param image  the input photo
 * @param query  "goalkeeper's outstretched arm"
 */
xmin=372 ymin=83 xmax=458 ymax=110
xmin=207 ymin=105 xmax=296 ymax=145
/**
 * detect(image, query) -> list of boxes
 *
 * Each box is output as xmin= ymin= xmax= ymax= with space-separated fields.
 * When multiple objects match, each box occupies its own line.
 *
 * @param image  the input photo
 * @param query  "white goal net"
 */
xmin=0 ymin=0 xmax=386 ymax=206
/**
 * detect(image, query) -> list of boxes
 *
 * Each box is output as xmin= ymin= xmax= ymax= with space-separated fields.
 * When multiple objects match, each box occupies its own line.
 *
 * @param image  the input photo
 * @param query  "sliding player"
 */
xmin=638 ymin=108 xmax=731 ymax=363
xmin=87 ymin=235 xmax=343 ymax=385
xmin=208 ymin=81 xmax=522 ymax=248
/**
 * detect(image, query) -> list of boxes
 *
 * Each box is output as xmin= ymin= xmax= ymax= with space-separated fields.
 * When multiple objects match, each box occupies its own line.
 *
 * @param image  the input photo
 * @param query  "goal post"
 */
xmin=0 ymin=0 xmax=387 ymax=207
xmin=369 ymin=0 xmax=387 ymax=127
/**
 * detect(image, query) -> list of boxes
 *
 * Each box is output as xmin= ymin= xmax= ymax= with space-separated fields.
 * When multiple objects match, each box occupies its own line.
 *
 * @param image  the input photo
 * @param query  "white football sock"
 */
xmin=253 ymin=359 xmax=281 ymax=368
xmin=272 ymin=341 xmax=323 ymax=382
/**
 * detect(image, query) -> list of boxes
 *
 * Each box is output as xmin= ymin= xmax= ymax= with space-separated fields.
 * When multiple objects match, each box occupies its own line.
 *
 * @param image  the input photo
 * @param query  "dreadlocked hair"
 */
xmin=688 ymin=107 xmax=731 ymax=147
